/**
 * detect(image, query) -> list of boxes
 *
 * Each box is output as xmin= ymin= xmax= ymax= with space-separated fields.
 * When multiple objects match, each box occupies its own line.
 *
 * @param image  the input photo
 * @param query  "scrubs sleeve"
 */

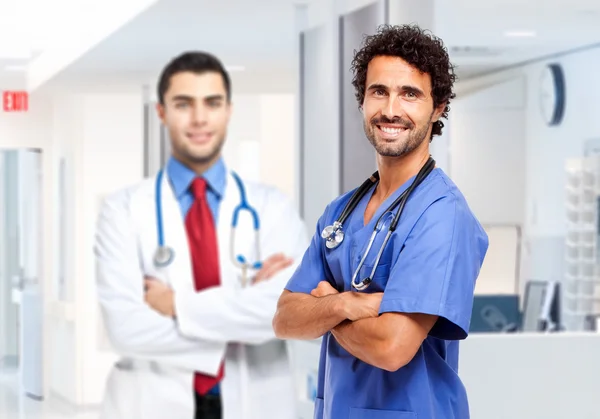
xmin=379 ymin=195 xmax=489 ymax=340
xmin=285 ymin=210 xmax=333 ymax=294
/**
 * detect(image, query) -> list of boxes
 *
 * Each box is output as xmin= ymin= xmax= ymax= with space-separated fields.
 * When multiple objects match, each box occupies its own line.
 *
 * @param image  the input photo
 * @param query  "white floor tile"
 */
xmin=0 ymin=369 xmax=100 ymax=419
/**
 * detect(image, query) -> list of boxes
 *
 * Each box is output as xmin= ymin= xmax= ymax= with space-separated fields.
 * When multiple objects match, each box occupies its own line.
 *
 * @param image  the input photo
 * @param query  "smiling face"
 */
xmin=156 ymin=70 xmax=231 ymax=170
xmin=362 ymin=56 xmax=444 ymax=158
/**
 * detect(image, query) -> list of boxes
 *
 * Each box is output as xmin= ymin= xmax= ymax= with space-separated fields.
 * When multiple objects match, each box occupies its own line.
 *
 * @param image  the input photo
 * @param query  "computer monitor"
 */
xmin=522 ymin=280 xmax=562 ymax=332
xmin=470 ymin=295 xmax=521 ymax=333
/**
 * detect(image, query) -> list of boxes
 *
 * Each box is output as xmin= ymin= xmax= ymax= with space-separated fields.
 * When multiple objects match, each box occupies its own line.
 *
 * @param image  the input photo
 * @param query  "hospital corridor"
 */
xmin=1 ymin=0 xmax=600 ymax=418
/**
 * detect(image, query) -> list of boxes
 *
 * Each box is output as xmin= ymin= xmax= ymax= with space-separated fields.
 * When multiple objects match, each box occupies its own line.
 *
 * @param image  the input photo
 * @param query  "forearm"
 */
xmin=174 ymin=277 xmax=291 ymax=345
xmin=332 ymin=311 xmax=435 ymax=372
xmin=331 ymin=316 xmax=395 ymax=370
xmin=99 ymin=301 xmax=225 ymax=375
xmin=273 ymin=290 xmax=347 ymax=340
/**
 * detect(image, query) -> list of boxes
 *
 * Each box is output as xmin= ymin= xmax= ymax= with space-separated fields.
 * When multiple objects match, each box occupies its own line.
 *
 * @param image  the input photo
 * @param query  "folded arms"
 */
xmin=272 ymin=281 xmax=437 ymax=371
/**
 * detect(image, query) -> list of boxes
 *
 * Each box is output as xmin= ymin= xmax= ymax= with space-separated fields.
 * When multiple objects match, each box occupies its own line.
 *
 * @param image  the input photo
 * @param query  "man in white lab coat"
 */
xmin=94 ymin=51 xmax=309 ymax=419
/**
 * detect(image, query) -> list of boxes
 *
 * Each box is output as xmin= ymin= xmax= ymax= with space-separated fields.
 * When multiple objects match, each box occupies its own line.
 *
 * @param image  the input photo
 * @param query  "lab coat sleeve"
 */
xmin=94 ymin=190 xmax=225 ymax=375
xmin=284 ymin=209 xmax=334 ymax=294
xmin=174 ymin=187 xmax=311 ymax=345
xmin=378 ymin=195 xmax=489 ymax=340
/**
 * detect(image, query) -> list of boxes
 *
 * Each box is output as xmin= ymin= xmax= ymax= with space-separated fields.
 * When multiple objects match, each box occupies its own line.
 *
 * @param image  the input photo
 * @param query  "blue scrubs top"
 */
xmin=285 ymin=168 xmax=489 ymax=419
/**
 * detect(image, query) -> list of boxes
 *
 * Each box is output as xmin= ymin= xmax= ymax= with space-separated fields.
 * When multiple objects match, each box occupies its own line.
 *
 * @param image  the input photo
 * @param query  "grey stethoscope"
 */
xmin=153 ymin=169 xmax=263 ymax=287
xmin=321 ymin=156 xmax=435 ymax=291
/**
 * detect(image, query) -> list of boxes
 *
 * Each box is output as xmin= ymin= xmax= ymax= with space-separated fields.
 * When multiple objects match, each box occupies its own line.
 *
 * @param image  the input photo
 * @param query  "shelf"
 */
xmin=565 ymin=273 xmax=600 ymax=282
xmin=564 ymin=156 xmax=600 ymax=330
xmin=564 ymin=292 xmax=600 ymax=300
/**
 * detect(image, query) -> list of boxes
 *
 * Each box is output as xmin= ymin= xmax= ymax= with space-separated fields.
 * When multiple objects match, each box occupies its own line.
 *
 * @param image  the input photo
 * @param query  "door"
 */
xmin=3 ymin=148 xmax=44 ymax=400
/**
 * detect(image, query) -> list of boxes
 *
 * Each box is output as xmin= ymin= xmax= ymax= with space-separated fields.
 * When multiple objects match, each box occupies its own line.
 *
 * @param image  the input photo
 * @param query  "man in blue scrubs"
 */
xmin=273 ymin=24 xmax=489 ymax=419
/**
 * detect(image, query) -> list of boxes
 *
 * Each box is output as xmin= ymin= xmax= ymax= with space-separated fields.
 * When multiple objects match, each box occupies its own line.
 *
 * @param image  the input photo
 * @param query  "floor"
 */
xmin=0 ymin=368 xmax=99 ymax=419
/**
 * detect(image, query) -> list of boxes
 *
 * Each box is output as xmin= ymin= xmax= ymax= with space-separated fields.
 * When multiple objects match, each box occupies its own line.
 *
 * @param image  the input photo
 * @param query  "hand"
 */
xmin=144 ymin=277 xmax=176 ymax=317
xmin=341 ymin=292 xmax=384 ymax=322
xmin=253 ymin=253 xmax=294 ymax=284
xmin=311 ymin=281 xmax=339 ymax=298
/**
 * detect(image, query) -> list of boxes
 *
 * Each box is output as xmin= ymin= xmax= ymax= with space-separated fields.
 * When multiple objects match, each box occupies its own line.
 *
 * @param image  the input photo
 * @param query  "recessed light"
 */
xmin=504 ymin=30 xmax=536 ymax=38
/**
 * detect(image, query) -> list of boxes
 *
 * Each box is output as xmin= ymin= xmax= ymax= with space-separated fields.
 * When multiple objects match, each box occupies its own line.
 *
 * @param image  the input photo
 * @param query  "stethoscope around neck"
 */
xmin=153 ymin=169 xmax=262 ymax=287
xmin=321 ymin=156 xmax=436 ymax=291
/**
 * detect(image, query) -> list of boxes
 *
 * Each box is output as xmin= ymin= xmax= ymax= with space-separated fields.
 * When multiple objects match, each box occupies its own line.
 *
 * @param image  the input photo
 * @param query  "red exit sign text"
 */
xmin=2 ymin=91 xmax=28 ymax=112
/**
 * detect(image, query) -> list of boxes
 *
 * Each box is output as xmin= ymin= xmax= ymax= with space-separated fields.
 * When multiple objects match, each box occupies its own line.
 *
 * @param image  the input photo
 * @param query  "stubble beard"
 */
xmin=364 ymin=114 xmax=433 ymax=157
xmin=171 ymin=130 xmax=226 ymax=168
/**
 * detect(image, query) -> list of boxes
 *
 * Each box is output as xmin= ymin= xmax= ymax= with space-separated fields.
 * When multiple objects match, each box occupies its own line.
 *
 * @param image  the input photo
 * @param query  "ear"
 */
xmin=155 ymin=102 xmax=166 ymax=123
xmin=432 ymin=102 xmax=446 ymax=122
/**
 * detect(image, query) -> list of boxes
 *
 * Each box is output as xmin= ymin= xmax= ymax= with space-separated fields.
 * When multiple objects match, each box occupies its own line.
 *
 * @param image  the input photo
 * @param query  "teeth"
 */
xmin=380 ymin=126 xmax=403 ymax=134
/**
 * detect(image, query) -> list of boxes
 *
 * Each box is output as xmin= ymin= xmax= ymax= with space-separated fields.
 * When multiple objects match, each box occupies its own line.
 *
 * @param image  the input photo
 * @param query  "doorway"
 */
xmin=0 ymin=148 xmax=44 ymax=401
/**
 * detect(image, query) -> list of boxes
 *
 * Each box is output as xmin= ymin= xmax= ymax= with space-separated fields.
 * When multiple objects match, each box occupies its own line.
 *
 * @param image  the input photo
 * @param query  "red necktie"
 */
xmin=185 ymin=177 xmax=224 ymax=395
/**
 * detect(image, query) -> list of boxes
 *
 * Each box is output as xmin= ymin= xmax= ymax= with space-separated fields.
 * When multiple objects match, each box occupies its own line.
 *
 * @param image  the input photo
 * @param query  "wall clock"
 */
xmin=539 ymin=63 xmax=566 ymax=126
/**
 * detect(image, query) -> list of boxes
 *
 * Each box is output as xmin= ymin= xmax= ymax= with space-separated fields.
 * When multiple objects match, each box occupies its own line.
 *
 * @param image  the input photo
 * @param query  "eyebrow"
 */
xmin=367 ymin=83 xmax=425 ymax=97
xmin=171 ymin=94 xmax=226 ymax=102
xmin=367 ymin=83 xmax=389 ymax=92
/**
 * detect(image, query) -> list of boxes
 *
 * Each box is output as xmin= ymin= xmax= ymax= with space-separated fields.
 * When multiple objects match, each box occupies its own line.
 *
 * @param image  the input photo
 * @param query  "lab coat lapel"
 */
xmin=160 ymin=171 xmax=194 ymax=292
xmin=158 ymin=169 xmax=245 ymax=291
xmin=217 ymin=172 xmax=239 ymax=289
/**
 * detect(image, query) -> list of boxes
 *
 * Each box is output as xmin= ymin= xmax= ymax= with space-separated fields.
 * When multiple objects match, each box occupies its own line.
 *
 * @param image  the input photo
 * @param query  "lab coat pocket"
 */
xmin=313 ymin=397 xmax=324 ymax=419
xmin=349 ymin=407 xmax=416 ymax=419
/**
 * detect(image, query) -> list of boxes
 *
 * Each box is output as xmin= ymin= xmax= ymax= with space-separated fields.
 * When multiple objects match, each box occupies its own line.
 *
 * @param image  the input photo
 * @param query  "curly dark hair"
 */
xmin=351 ymin=24 xmax=456 ymax=140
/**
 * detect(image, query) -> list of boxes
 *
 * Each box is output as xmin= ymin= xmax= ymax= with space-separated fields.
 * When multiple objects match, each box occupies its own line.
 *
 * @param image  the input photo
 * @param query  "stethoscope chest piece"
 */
xmin=154 ymin=245 xmax=175 ymax=268
xmin=321 ymin=221 xmax=345 ymax=249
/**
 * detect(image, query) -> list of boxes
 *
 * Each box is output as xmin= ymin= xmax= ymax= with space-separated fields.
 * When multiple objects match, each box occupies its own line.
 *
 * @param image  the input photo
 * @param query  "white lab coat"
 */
xmin=94 ymin=168 xmax=309 ymax=419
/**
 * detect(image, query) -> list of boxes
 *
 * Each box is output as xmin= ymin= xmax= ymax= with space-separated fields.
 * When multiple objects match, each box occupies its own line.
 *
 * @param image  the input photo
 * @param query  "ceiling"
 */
xmin=2 ymin=0 xmax=600 ymax=91
xmin=435 ymin=0 xmax=600 ymax=79
xmin=0 ymin=0 xmax=57 ymax=88
xmin=42 ymin=0 xmax=301 ymax=92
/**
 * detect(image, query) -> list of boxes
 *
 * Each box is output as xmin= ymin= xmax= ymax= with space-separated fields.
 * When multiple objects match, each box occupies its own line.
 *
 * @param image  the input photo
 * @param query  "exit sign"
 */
xmin=2 ymin=91 xmax=28 ymax=112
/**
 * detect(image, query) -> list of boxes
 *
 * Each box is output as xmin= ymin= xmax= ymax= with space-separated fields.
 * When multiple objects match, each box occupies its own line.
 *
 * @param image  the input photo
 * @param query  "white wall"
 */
xmin=258 ymin=95 xmax=296 ymax=200
xmin=223 ymin=93 xmax=296 ymax=202
xmin=452 ymin=45 xmax=600 ymax=295
xmin=48 ymin=94 xmax=83 ymax=404
xmin=79 ymin=94 xmax=145 ymax=403
xmin=450 ymin=76 xmax=527 ymax=226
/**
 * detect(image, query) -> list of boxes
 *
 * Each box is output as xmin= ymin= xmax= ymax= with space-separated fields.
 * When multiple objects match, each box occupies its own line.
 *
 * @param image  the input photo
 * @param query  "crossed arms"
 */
xmin=272 ymin=281 xmax=438 ymax=372
xmin=95 ymin=187 xmax=308 ymax=374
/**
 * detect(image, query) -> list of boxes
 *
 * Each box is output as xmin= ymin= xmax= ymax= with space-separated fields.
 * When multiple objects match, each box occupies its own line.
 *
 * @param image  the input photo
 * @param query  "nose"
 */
xmin=381 ymin=94 xmax=403 ymax=120
xmin=191 ymin=104 xmax=208 ymax=125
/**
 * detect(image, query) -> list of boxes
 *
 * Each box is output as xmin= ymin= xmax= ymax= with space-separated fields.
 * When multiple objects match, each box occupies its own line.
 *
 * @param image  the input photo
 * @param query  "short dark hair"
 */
xmin=351 ymin=24 xmax=456 ymax=140
xmin=157 ymin=51 xmax=231 ymax=104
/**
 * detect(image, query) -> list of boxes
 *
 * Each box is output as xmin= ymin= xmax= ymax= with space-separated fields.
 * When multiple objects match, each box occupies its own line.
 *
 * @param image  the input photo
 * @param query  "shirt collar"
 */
xmin=166 ymin=156 xmax=226 ymax=199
